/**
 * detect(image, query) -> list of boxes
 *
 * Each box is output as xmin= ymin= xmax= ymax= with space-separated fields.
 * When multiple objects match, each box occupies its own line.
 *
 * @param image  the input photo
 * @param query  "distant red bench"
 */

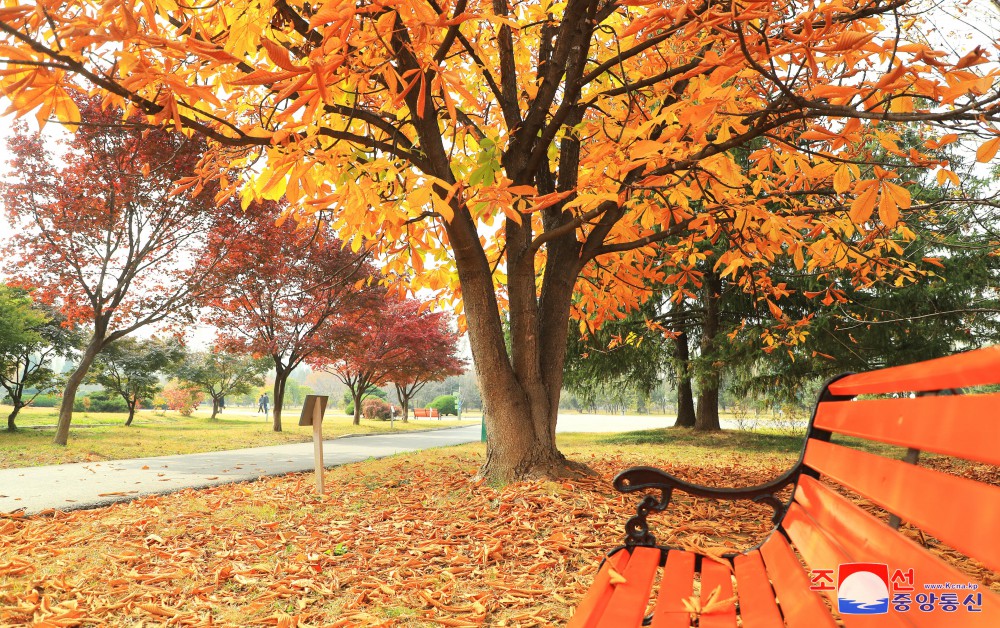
xmin=412 ymin=408 xmax=440 ymax=419
xmin=570 ymin=346 xmax=1000 ymax=627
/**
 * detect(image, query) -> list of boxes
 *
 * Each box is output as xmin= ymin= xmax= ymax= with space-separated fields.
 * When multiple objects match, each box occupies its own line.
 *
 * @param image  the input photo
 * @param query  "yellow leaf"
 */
xmin=833 ymin=164 xmax=851 ymax=194
xmin=849 ymin=182 xmax=878 ymax=224
xmin=976 ymin=136 xmax=1000 ymax=163
xmin=883 ymin=181 xmax=911 ymax=210
xmin=230 ymin=68 xmax=300 ymax=86
xmin=607 ymin=568 xmax=627 ymax=585
xmin=630 ymin=140 xmax=663 ymax=158
xmin=376 ymin=11 xmax=397 ymax=39
xmin=261 ymin=39 xmax=301 ymax=73
xmin=432 ymin=194 xmax=455 ymax=223
xmin=878 ymin=188 xmax=898 ymax=227
xmin=309 ymin=2 xmax=349 ymax=27
xmin=936 ymin=169 xmax=960 ymax=187
xmin=507 ymin=185 xmax=537 ymax=196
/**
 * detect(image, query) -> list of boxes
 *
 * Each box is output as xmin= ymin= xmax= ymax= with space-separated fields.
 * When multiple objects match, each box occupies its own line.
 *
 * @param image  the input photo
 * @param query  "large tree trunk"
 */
xmin=407 ymin=21 xmax=596 ymax=481
xmin=449 ymin=200 xmax=593 ymax=482
xmin=7 ymin=404 xmax=24 ymax=431
xmin=394 ymin=385 xmax=410 ymax=423
xmin=54 ymin=334 xmax=105 ymax=445
xmin=352 ymin=388 xmax=363 ymax=426
xmin=124 ymin=399 xmax=137 ymax=426
xmin=673 ymin=331 xmax=696 ymax=427
xmin=695 ymin=271 xmax=722 ymax=431
xmin=272 ymin=363 xmax=289 ymax=432
xmin=210 ymin=396 xmax=220 ymax=420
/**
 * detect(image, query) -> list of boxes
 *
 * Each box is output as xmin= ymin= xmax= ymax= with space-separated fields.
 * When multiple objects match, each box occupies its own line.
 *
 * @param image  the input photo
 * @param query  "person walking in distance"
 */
xmin=261 ymin=393 xmax=270 ymax=419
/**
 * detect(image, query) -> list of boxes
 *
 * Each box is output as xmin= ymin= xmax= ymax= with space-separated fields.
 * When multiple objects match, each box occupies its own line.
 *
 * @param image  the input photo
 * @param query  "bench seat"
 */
xmin=569 ymin=346 xmax=1000 ymax=627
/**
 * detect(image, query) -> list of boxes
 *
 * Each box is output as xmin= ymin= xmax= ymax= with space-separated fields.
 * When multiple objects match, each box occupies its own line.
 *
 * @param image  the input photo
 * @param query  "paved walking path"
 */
xmin=1 ymin=414 xmax=792 ymax=516
xmin=0 ymin=426 xmax=481 ymax=516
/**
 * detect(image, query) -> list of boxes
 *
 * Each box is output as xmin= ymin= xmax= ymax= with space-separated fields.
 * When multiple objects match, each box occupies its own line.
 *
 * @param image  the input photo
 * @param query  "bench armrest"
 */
xmin=612 ymin=464 xmax=801 ymax=547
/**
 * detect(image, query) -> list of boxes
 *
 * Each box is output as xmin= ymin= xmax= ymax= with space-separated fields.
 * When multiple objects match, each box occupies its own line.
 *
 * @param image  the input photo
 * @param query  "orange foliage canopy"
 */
xmin=0 ymin=1 xmax=997 ymax=325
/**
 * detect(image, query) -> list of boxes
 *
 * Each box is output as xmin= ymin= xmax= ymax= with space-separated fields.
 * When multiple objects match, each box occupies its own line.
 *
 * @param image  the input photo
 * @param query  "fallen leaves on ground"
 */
xmin=0 ymin=446 xmax=996 ymax=627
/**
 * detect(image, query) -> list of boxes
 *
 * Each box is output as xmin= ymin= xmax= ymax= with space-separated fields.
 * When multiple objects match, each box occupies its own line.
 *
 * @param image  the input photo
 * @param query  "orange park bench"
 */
xmin=412 ymin=407 xmax=440 ymax=419
xmin=569 ymin=346 xmax=1000 ymax=627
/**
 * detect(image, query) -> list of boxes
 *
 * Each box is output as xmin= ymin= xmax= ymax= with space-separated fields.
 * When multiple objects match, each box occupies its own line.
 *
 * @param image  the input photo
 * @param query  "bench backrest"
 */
xmin=779 ymin=345 xmax=1000 ymax=622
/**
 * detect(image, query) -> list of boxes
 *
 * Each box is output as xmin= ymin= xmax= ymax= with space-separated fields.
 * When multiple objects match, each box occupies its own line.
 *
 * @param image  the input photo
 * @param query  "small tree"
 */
xmin=88 ymin=337 xmax=183 ymax=426
xmin=0 ymin=286 xmax=80 ymax=430
xmin=173 ymin=347 xmax=270 ymax=420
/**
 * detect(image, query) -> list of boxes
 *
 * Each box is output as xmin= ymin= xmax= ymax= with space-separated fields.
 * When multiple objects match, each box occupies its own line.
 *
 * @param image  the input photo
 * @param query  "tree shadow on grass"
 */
xmin=596 ymin=427 xmax=807 ymax=456
xmin=596 ymin=426 xmax=909 ymax=459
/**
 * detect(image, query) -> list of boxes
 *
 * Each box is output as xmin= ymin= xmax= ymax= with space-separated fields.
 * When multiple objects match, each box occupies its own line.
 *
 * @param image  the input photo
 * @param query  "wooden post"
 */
xmin=299 ymin=395 xmax=329 ymax=495
xmin=312 ymin=403 xmax=324 ymax=494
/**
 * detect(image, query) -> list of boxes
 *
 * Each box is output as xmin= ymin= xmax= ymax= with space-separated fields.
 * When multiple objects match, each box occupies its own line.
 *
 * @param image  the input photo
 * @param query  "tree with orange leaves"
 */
xmin=1 ymin=1 xmax=999 ymax=479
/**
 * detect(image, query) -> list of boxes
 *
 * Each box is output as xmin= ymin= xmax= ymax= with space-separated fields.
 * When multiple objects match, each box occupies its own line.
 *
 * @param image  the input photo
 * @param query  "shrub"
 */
xmin=362 ymin=397 xmax=392 ymax=421
xmin=343 ymin=388 xmax=389 ymax=415
xmin=73 ymin=390 xmax=129 ymax=413
xmin=161 ymin=382 xmax=205 ymax=417
xmin=428 ymin=394 xmax=457 ymax=416
xmin=29 ymin=394 xmax=60 ymax=408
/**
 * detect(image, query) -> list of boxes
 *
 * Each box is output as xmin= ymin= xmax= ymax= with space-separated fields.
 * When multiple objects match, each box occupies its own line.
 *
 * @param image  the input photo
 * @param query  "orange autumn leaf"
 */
xmin=976 ymin=137 xmax=1000 ymax=163
xmin=607 ymin=567 xmax=628 ymax=585
xmin=849 ymin=182 xmax=879 ymax=224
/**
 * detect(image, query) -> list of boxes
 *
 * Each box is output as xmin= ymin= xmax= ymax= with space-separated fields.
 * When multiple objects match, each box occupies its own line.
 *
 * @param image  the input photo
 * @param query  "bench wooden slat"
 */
xmin=814 ymin=395 xmax=1000 ymax=465
xmin=758 ymin=534 xmax=839 ymax=628
xmin=650 ymin=550 xmax=696 ymax=628
xmin=595 ymin=546 xmax=660 ymax=628
xmin=733 ymin=551 xmax=783 ymax=628
xmin=782 ymin=503 xmax=914 ymax=628
xmin=795 ymin=475 xmax=1000 ymax=626
xmin=567 ymin=550 xmax=632 ymax=628
xmin=827 ymin=345 xmax=1000 ymax=396
xmin=699 ymin=559 xmax=737 ymax=627
xmin=804 ymin=439 xmax=1000 ymax=572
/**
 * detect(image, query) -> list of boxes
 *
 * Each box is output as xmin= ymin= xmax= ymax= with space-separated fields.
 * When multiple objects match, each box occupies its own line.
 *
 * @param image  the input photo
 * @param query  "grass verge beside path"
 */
xmin=0 ymin=406 xmax=478 ymax=468
xmin=2 ymin=429 xmax=997 ymax=627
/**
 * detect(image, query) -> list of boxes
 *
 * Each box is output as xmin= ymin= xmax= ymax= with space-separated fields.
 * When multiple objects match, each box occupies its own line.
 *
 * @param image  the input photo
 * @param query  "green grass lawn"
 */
xmin=0 ymin=405 xmax=479 ymax=468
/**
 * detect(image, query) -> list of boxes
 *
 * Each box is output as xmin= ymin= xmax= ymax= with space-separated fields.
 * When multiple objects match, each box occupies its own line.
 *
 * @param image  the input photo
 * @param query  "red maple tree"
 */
xmin=203 ymin=202 xmax=380 ymax=431
xmin=2 ymin=97 xmax=226 ymax=445
xmin=313 ymin=298 xmax=464 ymax=425
xmin=309 ymin=298 xmax=412 ymax=426
xmin=384 ymin=305 xmax=465 ymax=423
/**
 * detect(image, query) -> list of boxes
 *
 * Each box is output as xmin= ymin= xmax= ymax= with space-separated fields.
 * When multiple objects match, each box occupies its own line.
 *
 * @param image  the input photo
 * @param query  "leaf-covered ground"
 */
xmin=1 ymin=442 xmax=997 ymax=627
